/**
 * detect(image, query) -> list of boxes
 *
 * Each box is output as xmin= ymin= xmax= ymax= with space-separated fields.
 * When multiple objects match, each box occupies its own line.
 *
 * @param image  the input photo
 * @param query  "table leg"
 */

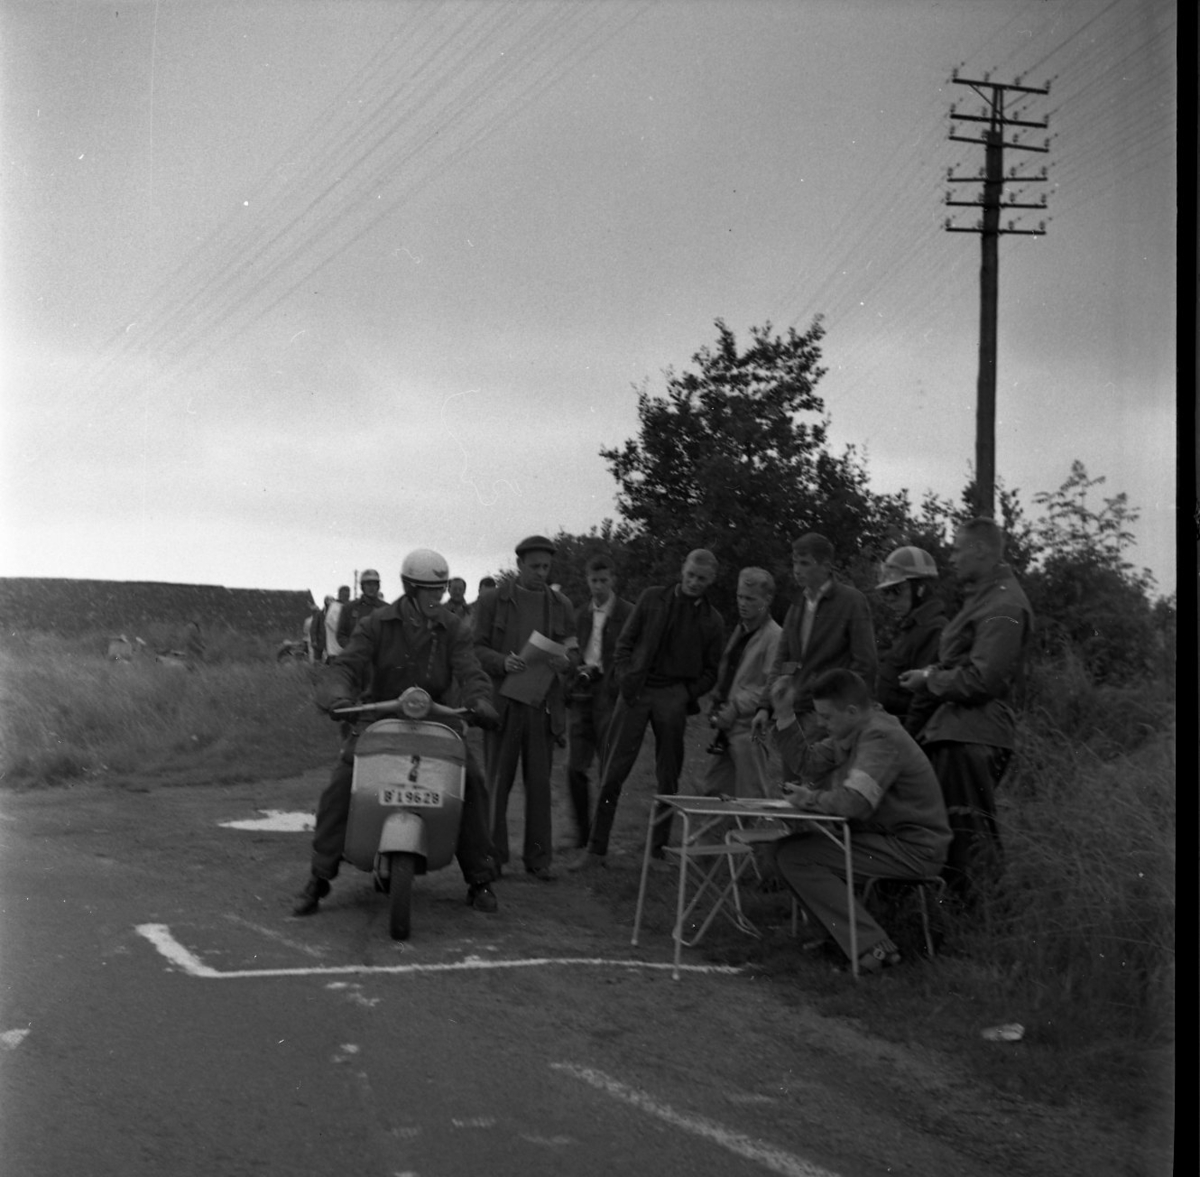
xmin=842 ymin=822 xmax=858 ymax=979
xmin=672 ymin=813 xmax=691 ymax=981
xmin=630 ymin=798 xmax=659 ymax=947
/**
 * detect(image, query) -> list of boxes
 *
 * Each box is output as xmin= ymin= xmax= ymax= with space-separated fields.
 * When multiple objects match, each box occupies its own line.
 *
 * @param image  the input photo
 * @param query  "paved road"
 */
xmin=0 ymin=778 xmax=1123 ymax=1177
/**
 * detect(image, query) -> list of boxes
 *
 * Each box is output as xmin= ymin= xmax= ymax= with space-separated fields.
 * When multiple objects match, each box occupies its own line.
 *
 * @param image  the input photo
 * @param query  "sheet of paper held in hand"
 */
xmin=499 ymin=630 xmax=570 ymax=706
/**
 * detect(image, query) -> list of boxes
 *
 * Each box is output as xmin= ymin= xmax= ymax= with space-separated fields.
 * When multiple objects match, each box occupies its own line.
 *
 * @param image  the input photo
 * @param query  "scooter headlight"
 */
xmin=398 ymin=687 xmax=432 ymax=719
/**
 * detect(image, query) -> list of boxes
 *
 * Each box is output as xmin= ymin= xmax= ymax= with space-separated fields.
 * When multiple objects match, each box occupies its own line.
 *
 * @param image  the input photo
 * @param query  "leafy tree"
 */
xmin=599 ymin=318 xmax=907 ymax=617
xmin=1024 ymin=461 xmax=1158 ymax=684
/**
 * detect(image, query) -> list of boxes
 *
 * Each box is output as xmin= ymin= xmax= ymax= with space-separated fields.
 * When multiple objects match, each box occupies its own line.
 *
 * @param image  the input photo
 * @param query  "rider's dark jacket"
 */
xmin=319 ymin=596 xmax=491 ymax=711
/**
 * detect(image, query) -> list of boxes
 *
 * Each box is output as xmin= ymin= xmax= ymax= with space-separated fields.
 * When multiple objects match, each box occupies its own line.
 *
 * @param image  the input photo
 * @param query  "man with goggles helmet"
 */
xmin=293 ymin=548 xmax=502 ymax=917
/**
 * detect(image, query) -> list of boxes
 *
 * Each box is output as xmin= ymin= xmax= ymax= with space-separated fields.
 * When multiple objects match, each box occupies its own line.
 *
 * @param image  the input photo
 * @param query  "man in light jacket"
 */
xmin=702 ymin=567 xmax=783 ymax=798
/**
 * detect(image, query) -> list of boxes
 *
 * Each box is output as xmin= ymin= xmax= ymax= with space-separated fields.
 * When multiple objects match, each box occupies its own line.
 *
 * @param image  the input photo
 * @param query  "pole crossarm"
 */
xmin=951 ymin=112 xmax=1049 ymax=129
xmin=951 ymin=73 xmax=1050 ymax=96
xmin=949 ymin=134 xmax=1050 ymax=152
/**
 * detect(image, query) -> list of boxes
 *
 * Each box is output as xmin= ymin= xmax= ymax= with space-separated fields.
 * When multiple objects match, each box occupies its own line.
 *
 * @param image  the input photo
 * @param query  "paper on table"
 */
xmin=499 ymin=630 xmax=570 ymax=706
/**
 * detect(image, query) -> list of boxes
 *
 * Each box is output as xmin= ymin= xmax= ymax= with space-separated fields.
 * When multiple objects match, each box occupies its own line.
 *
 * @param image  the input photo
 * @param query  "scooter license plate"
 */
xmin=379 ymin=786 xmax=443 ymax=808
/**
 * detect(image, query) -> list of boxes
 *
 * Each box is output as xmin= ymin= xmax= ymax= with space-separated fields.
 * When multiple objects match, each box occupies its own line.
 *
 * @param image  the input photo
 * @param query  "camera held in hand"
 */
xmin=706 ymin=729 xmax=730 ymax=756
xmin=568 ymin=663 xmax=602 ymax=705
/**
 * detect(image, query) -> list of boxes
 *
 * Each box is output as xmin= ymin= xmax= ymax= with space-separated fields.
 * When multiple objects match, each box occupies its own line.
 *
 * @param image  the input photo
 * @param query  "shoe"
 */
xmin=799 ymin=931 xmax=833 ymax=954
xmin=564 ymin=849 xmax=606 ymax=872
xmin=526 ymin=865 xmax=557 ymax=882
xmin=857 ymin=940 xmax=902 ymax=974
xmin=292 ymin=874 xmax=330 ymax=916
xmin=467 ymin=883 xmax=499 ymax=913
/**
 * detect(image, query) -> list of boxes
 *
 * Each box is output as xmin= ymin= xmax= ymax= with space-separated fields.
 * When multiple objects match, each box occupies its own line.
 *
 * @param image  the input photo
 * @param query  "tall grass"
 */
xmin=0 ymin=631 xmax=334 ymax=787
xmin=958 ymin=654 xmax=1176 ymax=1050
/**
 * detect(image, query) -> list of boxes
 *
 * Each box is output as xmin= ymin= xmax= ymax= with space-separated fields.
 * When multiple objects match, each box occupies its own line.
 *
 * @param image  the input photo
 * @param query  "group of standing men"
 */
xmin=293 ymin=522 xmax=1031 ymax=976
xmin=304 ymin=573 xmax=386 ymax=663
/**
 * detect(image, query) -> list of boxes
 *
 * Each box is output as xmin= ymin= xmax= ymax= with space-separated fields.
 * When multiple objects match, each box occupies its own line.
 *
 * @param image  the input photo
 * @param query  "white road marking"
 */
xmin=1 ymin=1029 xmax=31 ymax=1049
xmin=218 ymin=810 xmax=314 ymax=832
xmin=451 ymin=1116 xmax=496 ymax=1129
xmin=135 ymin=924 xmax=743 ymax=980
xmin=223 ymin=914 xmax=329 ymax=957
xmin=551 ymin=1063 xmax=844 ymax=1177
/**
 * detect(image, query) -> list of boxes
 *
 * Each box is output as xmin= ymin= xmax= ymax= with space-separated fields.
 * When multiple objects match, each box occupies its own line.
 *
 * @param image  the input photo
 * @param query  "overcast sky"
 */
xmin=0 ymin=0 xmax=1177 ymax=606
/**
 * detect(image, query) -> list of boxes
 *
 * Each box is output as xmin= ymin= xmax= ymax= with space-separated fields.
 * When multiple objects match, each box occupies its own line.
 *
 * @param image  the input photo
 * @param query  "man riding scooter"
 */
xmin=293 ymin=548 xmax=503 ymax=916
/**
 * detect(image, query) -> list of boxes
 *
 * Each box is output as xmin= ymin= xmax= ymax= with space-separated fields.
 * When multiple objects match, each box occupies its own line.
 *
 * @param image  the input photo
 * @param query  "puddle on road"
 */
xmin=219 ymin=809 xmax=315 ymax=832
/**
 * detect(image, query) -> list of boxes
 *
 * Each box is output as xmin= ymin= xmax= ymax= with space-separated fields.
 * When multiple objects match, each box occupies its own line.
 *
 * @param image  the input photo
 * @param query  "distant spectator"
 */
xmin=474 ymin=576 xmax=497 ymax=611
xmin=182 ymin=619 xmax=205 ymax=663
xmin=336 ymin=569 xmax=386 ymax=648
xmin=325 ymin=586 xmax=351 ymax=661
xmin=445 ymin=577 xmax=472 ymax=625
xmin=308 ymin=599 xmax=327 ymax=663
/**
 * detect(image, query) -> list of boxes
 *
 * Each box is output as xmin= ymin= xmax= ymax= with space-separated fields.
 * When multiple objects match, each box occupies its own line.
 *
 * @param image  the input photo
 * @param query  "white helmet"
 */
xmin=876 ymin=546 xmax=939 ymax=590
xmin=400 ymin=548 xmax=450 ymax=595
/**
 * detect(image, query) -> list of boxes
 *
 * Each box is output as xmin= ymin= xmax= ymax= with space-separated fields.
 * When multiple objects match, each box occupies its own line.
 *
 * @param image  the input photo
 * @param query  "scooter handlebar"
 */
xmin=330 ymin=692 xmax=468 ymax=723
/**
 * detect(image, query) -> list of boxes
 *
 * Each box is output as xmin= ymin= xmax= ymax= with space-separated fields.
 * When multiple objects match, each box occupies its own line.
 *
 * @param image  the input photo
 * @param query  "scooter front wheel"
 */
xmin=387 ymin=852 xmax=417 ymax=940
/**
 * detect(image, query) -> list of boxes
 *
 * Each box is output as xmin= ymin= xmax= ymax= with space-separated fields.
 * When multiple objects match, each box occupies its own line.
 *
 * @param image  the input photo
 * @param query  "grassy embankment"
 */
xmin=1 ymin=630 xmax=1175 ymax=1132
xmin=0 ymin=629 xmax=332 ymax=788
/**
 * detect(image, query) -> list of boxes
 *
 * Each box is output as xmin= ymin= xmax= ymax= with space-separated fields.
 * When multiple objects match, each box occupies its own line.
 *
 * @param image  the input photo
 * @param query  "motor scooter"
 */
xmin=332 ymin=686 xmax=486 ymax=940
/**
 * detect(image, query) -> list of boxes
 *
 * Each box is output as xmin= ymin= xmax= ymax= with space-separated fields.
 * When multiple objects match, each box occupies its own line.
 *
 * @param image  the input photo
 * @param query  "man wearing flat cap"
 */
xmin=473 ymin=535 xmax=577 ymax=880
xmin=337 ymin=568 xmax=387 ymax=648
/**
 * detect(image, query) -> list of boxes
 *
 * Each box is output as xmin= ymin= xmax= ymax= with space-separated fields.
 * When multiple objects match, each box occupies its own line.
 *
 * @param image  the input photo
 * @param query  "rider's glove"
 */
xmin=325 ymin=697 xmax=355 ymax=718
xmin=469 ymin=697 xmax=501 ymax=731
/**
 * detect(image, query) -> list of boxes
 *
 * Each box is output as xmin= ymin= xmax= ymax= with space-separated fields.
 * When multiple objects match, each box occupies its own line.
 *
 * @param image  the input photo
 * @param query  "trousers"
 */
xmin=588 ymin=682 xmax=689 ymax=857
xmin=485 ymin=701 xmax=555 ymax=871
xmin=565 ymin=691 xmax=617 ymax=847
xmin=310 ymin=734 xmax=497 ymax=886
xmin=924 ymin=741 xmax=1012 ymax=902
xmin=774 ymin=830 xmax=942 ymax=962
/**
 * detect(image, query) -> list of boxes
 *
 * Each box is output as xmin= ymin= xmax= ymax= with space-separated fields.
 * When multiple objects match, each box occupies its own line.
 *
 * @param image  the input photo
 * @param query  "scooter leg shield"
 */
xmin=378 ymin=812 xmax=429 ymax=864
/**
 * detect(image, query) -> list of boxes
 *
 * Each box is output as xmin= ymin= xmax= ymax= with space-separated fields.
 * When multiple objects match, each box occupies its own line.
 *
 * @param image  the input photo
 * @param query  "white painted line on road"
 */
xmin=135 ymin=924 xmax=743 ymax=980
xmin=2 ymin=1028 xmax=31 ymax=1049
xmin=219 ymin=810 xmax=315 ymax=832
xmin=551 ymin=1063 xmax=843 ymax=1177
xmin=223 ymin=913 xmax=329 ymax=957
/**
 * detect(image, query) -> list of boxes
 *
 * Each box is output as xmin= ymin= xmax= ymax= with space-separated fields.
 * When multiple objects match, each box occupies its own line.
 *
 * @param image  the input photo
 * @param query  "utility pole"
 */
xmin=946 ymin=71 xmax=1051 ymax=518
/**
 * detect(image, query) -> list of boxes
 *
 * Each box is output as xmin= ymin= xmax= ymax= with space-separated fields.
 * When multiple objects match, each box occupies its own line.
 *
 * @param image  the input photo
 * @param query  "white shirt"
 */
xmin=325 ymin=601 xmax=344 ymax=658
xmin=584 ymin=596 xmax=614 ymax=669
xmin=799 ymin=578 xmax=832 ymax=657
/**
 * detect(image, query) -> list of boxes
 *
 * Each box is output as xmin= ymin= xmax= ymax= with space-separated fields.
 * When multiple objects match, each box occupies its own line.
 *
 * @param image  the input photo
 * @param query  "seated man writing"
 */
xmin=770 ymin=668 xmax=951 ymax=973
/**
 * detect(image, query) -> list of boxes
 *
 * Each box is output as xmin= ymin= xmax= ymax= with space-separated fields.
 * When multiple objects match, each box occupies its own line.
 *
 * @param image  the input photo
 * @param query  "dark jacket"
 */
xmin=762 ymin=577 xmax=877 ymax=714
xmin=876 ymin=595 xmax=947 ymax=737
xmin=614 ymin=585 xmax=725 ymax=714
xmin=318 ymin=596 xmax=490 ymax=712
xmin=336 ymin=592 xmax=387 ymax=647
xmin=920 ymin=564 xmax=1033 ymax=750
xmin=570 ymin=594 xmax=635 ymax=706
xmin=472 ymin=578 xmax=576 ymax=735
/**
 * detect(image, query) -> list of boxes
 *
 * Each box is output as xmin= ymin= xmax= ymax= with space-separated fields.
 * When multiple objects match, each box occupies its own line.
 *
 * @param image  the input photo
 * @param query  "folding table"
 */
xmin=630 ymin=795 xmax=860 ymax=979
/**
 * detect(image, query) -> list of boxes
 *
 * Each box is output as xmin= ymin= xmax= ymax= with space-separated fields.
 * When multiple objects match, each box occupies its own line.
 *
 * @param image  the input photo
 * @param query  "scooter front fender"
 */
xmin=378 ymin=811 xmax=428 ymax=862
